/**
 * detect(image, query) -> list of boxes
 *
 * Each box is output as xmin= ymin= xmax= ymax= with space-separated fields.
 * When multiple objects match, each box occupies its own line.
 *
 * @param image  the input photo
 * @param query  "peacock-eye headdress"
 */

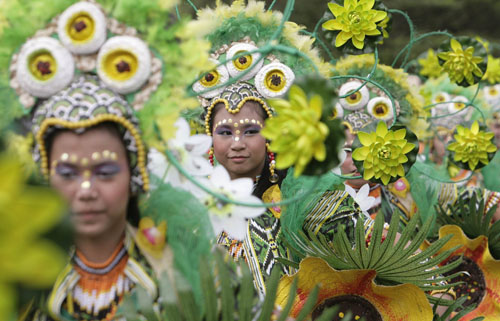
xmin=1 ymin=0 xmax=211 ymax=192
xmin=187 ymin=0 xmax=331 ymax=135
xmin=331 ymin=54 xmax=423 ymax=133
xmin=420 ymin=74 xmax=490 ymax=136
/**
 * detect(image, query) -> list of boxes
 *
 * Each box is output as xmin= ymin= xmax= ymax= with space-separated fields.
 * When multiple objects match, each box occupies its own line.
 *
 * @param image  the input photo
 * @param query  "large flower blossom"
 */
xmin=148 ymin=117 xmax=212 ymax=189
xmin=0 ymin=155 xmax=66 ymax=320
xmin=438 ymin=39 xmax=484 ymax=86
xmin=262 ymin=85 xmax=329 ymax=177
xmin=418 ymin=49 xmax=444 ymax=79
xmin=352 ymin=121 xmax=415 ymax=185
xmin=436 ymin=225 xmax=500 ymax=320
xmin=276 ymin=257 xmax=432 ymax=320
xmin=192 ymin=165 xmax=265 ymax=240
xmin=447 ymin=121 xmax=497 ymax=170
xmin=322 ymin=0 xmax=387 ymax=49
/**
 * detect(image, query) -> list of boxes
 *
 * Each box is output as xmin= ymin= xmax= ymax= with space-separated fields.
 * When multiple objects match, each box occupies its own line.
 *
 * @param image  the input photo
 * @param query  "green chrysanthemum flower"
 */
xmin=262 ymin=85 xmax=329 ymax=177
xmin=438 ymin=39 xmax=484 ymax=86
xmin=352 ymin=121 xmax=415 ymax=185
xmin=483 ymin=55 xmax=500 ymax=85
xmin=322 ymin=0 xmax=387 ymax=50
xmin=447 ymin=121 xmax=497 ymax=170
xmin=418 ymin=49 xmax=443 ymax=79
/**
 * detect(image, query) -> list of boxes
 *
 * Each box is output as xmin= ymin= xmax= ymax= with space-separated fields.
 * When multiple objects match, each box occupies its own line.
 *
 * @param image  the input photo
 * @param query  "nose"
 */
xmin=230 ymin=137 xmax=246 ymax=150
xmin=76 ymin=180 xmax=98 ymax=201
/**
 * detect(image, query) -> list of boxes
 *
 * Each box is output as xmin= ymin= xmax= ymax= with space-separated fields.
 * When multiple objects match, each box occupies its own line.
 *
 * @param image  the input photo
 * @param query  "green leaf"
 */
xmin=238 ymin=263 xmax=255 ymax=321
xmin=294 ymin=286 xmax=320 ymax=321
xmin=258 ymin=266 xmax=281 ymax=321
xmin=215 ymin=252 xmax=235 ymax=321
xmin=200 ymin=256 xmax=217 ymax=321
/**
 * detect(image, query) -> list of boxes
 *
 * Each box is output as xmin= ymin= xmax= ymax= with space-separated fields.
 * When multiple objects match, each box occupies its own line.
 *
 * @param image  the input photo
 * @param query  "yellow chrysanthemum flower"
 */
xmin=322 ymin=0 xmax=387 ymax=49
xmin=262 ymin=85 xmax=329 ymax=177
xmin=352 ymin=121 xmax=415 ymax=185
xmin=447 ymin=121 xmax=497 ymax=170
xmin=483 ymin=55 xmax=500 ymax=85
xmin=418 ymin=49 xmax=444 ymax=79
xmin=438 ymin=39 xmax=484 ymax=86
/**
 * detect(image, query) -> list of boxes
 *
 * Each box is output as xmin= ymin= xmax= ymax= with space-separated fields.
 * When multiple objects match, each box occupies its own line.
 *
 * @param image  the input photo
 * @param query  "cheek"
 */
xmin=49 ymin=177 xmax=76 ymax=201
xmin=101 ymin=173 xmax=131 ymax=212
xmin=340 ymin=154 xmax=353 ymax=172
xmin=213 ymin=136 xmax=231 ymax=159
xmin=249 ymin=136 xmax=267 ymax=158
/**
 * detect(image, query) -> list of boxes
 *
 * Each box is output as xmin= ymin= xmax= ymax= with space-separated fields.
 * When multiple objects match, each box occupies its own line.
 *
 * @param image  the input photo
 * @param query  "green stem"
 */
xmin=163 ymin=149 xmax=319 ymax=208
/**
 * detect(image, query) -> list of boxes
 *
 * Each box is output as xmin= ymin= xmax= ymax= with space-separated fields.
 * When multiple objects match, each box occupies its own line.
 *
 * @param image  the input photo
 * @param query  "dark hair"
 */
xmin=45 ymin=121 xmax=141 ymax=226
xmin=253 ymin=156 xmax=287 ymax=199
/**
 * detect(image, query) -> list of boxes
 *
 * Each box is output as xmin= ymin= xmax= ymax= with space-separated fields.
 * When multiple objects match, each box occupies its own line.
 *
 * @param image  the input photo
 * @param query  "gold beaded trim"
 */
xmin=341 ymin=120 xmax=356 ymax=134
xmin=205 ymin=96 xmax=273 ymax=136
xmin=36 ymin=113 xmax=149 ymax=191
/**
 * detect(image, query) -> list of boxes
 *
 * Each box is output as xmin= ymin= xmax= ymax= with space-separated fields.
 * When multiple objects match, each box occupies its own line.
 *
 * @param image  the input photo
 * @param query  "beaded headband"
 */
xmin=203 ymin=82 xmax=273 ymax=135
xmin=32 ymin=75 xmax=149 ymax=192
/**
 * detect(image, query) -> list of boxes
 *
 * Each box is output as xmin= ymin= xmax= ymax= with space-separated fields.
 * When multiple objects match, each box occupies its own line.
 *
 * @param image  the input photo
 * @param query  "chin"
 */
xmin=346 ymin=178 xmax=371 ymax=189
xmin=72 ymin=217 xmax=108 ymax=239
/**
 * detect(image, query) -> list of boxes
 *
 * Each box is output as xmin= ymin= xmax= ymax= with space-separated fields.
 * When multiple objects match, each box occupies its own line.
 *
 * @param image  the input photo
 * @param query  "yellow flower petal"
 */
xmin=309 ymin=94 xmax=323 ymax=118
xmin=352 ymin=146 xmax=370 ymax=160
xmin=450 ymin=38 xmax=462 ymax=52
xmin=375 ymin=121 xmax=388 ymax=137
xmin=327 ymin=2 xmax=345 ymax=17
xmin=352 ymin=36 xmax=365 ymax=49
xmin=335 ymin=31 xmax=351 ymax=47
xmin=393 ymin=128 xmax=406 ymax=140
xmin=358 ymin=131 xmax=373 ymax=146
xmin=471 ymin=121 xmax=479 ymax=135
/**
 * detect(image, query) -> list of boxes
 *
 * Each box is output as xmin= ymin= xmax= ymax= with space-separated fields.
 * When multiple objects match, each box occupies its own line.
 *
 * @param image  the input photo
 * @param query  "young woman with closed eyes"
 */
xmin=28 ymin=76 xmax=159 ymax=321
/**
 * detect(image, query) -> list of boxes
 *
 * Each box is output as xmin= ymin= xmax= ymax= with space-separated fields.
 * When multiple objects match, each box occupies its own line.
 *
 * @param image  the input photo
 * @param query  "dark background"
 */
xmin=178 ymin=0 xmax=500 ymax=64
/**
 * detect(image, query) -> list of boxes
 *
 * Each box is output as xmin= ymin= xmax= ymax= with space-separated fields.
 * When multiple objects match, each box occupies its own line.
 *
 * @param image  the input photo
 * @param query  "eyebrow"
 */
xmin=214 ymin=122 xmax=262 ymax=131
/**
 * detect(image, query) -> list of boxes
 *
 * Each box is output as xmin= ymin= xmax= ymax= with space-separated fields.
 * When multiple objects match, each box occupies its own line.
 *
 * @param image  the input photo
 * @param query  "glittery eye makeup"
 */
xmin=243 ymin=125 xmax=261 ymax=135
xmin=51 ymin=151 xmax=122 ymax=186
xmin=214 ymin=126 xmax=233 ymax=136
xmin=94 ymin=163 xmax=121 ymax=178
xmin=55 ymin=163 xmax=78 ymax=180
xmin=213 ymin=123 xmax=262 ymax=141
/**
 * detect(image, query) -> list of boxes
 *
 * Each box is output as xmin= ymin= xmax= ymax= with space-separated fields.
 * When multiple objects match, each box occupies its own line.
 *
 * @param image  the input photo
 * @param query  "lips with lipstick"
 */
xmin=228 ymin=155 xmax=249 ymax=163
xmin=74 ymin=209 xmax=105 ymax=219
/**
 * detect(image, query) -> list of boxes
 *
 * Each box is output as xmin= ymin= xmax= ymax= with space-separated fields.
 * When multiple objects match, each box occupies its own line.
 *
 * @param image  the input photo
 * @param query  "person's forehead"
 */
xmin=213 ymin=102 xmax=265 ymax=122
xmin=51 ymin=127 xmax=126 ymax=156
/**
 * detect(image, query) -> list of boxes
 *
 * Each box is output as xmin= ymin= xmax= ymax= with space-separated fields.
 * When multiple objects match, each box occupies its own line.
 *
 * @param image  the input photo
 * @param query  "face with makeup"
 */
xmin=49 ymin=125 xmax=131 ymax=239
xmin=212 ymin=101 xmax=267 ymax=180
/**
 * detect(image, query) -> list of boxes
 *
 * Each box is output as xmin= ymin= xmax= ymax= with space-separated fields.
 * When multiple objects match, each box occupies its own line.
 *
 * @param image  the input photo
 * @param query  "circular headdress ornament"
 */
xmin=57 ymin=1 xmax=107 ymax=54
xmin=189 ymin=0 xmax=331 ymax=134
